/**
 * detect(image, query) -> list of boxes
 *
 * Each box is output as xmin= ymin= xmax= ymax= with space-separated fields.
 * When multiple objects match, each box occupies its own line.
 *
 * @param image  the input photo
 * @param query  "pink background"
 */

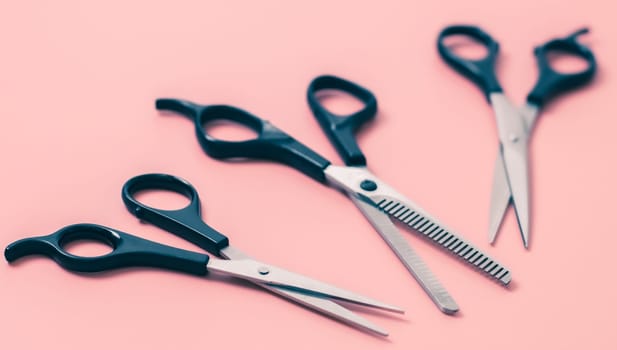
xmin=1 ymin=1 xmax=616 ymax=349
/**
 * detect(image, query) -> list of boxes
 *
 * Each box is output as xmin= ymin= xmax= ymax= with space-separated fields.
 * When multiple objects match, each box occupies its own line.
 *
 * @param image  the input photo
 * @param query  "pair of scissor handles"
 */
xmin=438 ymin=25 xmax=596 ymax=247
xmin=6 ymin=173 xmax=403 ymax=336
xmin=155 ymin=75 xmax=376 ymax=181
xmin=438 ymin=25 xmax=595 ymax=105
xmin=5 ymin=175 xmax=228 ymax=275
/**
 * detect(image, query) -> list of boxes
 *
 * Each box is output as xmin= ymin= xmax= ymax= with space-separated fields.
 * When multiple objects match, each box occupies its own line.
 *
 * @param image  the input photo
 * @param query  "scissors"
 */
xmin=437 ymin=25 xmax=597 ymax=248
xmin=4 ymin=173 xmax=403 ymax=336
xmin=156 ymin=75 xmax=512 ymax=315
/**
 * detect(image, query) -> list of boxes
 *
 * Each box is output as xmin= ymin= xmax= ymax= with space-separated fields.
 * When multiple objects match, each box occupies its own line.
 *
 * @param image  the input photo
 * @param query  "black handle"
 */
xmin=122 ymin=173 xmax=230 ymax=256
xmin=156 ymin=99 xmax=332 ymax=183
xmin=4 ymin=224 xmax=209 ymax=275
xmin=437 ymin=25 xmax=503 ymax=100
xmin=307 ymin=75 xmax=377 ymax=166
xmin=527 ymin=28 xmax=597 ymax=107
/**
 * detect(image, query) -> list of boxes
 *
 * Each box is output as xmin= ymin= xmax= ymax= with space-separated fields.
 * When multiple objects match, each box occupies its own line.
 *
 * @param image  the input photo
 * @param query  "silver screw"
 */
xmin=509 ymin=133 xmax=519 ymax=143
xmin=258 ymin=266 xmax=270 ymax=275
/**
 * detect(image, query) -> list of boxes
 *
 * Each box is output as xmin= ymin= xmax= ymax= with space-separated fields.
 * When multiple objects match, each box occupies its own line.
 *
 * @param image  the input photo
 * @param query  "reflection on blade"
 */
xmin=519 ymin=102 xmax=540 ymax=132
xmin=251 ymin=281 xmax=389 ymax=336
xmin=489 ymin=151 xmax=511 ymax=244
xmin=216 ymin=246 xmax=390 ymax=337
xmin=206 ymin=258 xmax=404 ymax=314
xmin=350 ymin=194 xmax=459 ymax=314
xmin=501 ymin=142 xmax=530 ymax=248
xmin=488 ymin=102 xmax=539 ymax=247
xmin=490 ymin=93 xmax=531 ymax=248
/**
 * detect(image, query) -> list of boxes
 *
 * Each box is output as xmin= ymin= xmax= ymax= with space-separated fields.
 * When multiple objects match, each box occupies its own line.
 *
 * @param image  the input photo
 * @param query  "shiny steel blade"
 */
xmin=217 ymin=246 xmax=390 ymax=336
xmin=350 ymin=193 xmax=459 ymax=314
xmin=488 ymin=102 xmax=539 ymax=246
xmin=488 ymin=150 xmax=511 ymax=244
xmin=500 ymin=142 xmax=530 ymax=248
xmin=519 ymin=102 xmax=540 ymax=132
xmin=210 ymin=246 xmax=404 ymax=314
xmin=325 ymin=165 xmax=512 ymax=285
xmin=490 ymin=93 xmax=531 ymax=248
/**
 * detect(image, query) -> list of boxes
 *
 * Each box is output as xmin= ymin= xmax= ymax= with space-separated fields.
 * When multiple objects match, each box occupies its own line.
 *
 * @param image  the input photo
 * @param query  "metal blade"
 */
xmin=216 ymin=246 xmax=390 ymax=337
xmin=500 ymin=142 xmax=530 ymax=248
xmin=488 ymin=102 xmax=539 ymax=246
xmin=519 ymin=102 xmax=540 ymax=133
xmin=488 ymin=150 xmax=511 ymax=244
xmin=350 ymin=193 xmax=459 ymax=314
xmin=208 ymin=248 xmax=404 ymax=314
xmin=368 ymin=195 xmax=512 ymax=284
xmin=324 ymin=165 xmax=512 ymax=285
xmin=490 ymin=93 xmax=531 ymax=248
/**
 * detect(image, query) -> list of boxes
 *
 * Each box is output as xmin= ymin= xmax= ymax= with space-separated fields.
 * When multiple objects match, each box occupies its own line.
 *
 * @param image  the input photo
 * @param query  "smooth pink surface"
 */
xmin=1 ymin=1 xmax=616 ymax=349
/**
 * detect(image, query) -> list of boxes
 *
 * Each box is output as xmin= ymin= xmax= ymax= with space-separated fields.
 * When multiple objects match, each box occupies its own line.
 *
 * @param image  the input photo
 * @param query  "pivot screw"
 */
xmin=509 ymin=133 xmax=519 ymax=143
xmin=360 ymin=180 xmax=378 ymax=191
xmin=258 ymin=266 xmax=270 ymax=275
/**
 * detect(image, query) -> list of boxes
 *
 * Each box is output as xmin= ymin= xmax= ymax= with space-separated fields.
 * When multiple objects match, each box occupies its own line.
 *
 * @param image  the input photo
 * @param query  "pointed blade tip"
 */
xmin=521 ymin=228 xmax=530 ymax=249
xmin=380 ymin=304 xmax=405 ymax=314
xmin=374 ymin=329 xmax=389 ymax=337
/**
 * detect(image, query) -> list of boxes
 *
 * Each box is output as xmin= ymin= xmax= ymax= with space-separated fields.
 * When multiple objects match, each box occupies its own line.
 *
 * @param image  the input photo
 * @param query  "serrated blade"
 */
xmin=369 ymin=194 xmax=511 ymax=285
xmin=324 ymin=165 xmax=512 ymax=285
xmin=349 ymin=193 xmax=459 ymax=314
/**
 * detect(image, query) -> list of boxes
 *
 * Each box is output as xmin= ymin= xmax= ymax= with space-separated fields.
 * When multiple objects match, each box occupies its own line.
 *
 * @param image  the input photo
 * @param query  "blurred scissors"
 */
xmin=4 ymin=173 xmax=403 ymax=336
xmin=437 ymin=25 xmax=597 ymax=248
xmin=156 ymin=75 xmax=512 ymax=315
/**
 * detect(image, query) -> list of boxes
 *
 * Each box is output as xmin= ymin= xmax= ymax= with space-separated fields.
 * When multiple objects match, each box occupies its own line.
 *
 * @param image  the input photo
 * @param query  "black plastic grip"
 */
xmin=437 ymin=25 xmax=503 ymax=99
xmin=156 ymin=99 xmax=332 ymax=183
xmin=122 ymin=173 xmax=230 ymax=256
xmin=4 ymin=224 xmax=209 ymax=275
xmin=526 ymin=28 xmax=597 ymax=107
xmin=307 ymin=75 xmax=377 ymax=166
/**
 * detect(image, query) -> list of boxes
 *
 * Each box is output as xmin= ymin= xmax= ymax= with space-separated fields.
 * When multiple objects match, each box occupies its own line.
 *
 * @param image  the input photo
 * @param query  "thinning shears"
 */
xmin=4 ymin=173 xmax=403 ymax=336
xmin=156 ymin=75 xmax=512 ymax=315
xmin=437 ymin=25 xmax=597 ymax=248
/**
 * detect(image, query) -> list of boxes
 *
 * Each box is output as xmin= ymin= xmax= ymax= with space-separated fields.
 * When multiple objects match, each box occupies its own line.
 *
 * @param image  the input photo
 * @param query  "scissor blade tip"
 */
xmin=488 ymin=223 xmax=501 ymax=244
xmin=439 ymin=302 xmax=459 ymax=315
xmin=353 ymin=318 xmax=389 ymax=337
xmin=379 ymin=304 xmax=405 ymax=314
xmin=500 ymin=272 xmax=512 ymax=285
xmin=370 ymin=327 xmax=389 ymax=337
xmin=355 ymin=297 xmax=403 ymax=314
xmin=441 ymin=307 xmax=459 ymax=315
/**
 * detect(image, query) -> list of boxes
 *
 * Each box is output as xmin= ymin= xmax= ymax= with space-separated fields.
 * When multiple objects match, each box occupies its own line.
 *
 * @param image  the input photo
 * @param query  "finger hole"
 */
xmin=314 ymin=89 xmax=367 ymax=117
xmin=133 ymin=188 xmax=192 ymax=211
xmin=544 ymin=49 xmax=591 ymax=74
xmin=62 ymin=239 xmax=114 ymax=257
xmin=202 ymin=120 xmax=259 ymax=142
xmin=442 ymin=34 xmax=489 ymax=60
